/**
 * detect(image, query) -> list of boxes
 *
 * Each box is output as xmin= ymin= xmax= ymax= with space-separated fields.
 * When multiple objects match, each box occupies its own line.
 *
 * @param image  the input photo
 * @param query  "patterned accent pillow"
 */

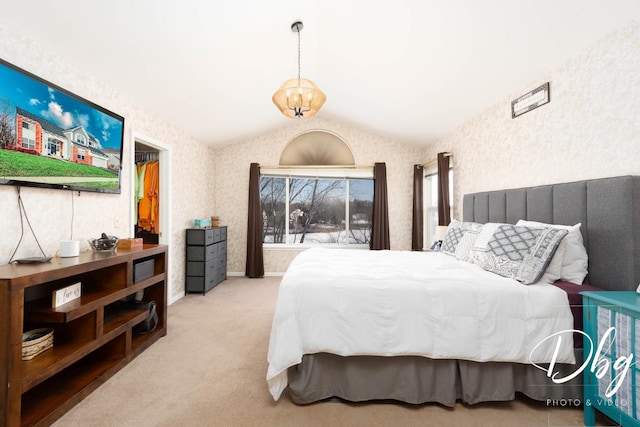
xmin=516 ymin=220 xmax=588 ymax=284
xmin=441 ymin=220 xmax=482 ymax=258
xmin=454 ymin=228 xmax=482 ymax=262
xmin=469 ymin=223 xmax=503 ymax=263
xmin=473 ymin=224 xmax=568 ymax=285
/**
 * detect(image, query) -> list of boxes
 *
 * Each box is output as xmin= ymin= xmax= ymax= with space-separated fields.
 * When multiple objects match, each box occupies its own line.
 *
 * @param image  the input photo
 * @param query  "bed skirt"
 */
xmin=287 ymin=351 xmax=583 ymax=407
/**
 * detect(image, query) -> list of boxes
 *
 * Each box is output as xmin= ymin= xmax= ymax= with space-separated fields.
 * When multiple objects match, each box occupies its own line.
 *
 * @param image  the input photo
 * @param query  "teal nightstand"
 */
xmin=581 ymin=291 xmax=640 ymax=427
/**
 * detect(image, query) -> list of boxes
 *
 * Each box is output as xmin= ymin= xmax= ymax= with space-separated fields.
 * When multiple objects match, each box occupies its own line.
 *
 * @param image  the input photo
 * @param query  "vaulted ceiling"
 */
xmin=1 ymin=1 xmax=638 ymax=148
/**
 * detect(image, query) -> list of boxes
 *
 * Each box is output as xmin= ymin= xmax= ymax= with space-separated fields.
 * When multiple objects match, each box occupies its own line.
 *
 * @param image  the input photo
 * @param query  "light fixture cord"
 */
xmin=297 ymin=24 xmax=301 ymax=80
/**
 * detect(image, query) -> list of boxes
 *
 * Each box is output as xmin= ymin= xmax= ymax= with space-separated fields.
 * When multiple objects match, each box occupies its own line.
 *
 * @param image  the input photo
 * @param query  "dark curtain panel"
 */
xmin=437 ymin=153 xmax=451 ymax=226
xmin=411 ymin=165 xmax=423 ymax=251
xmin=370 ymin=162 xmax=390 ymax=250
xmin=245 ymin=163 xmax=264 ymax=278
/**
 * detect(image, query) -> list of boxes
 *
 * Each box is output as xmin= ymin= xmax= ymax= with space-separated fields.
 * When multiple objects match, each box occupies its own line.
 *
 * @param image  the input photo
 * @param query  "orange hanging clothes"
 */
xmin=138 ymin=161 xmax=159 ymax=233
xmin=149 ymin=161 xmax=159 ymax=233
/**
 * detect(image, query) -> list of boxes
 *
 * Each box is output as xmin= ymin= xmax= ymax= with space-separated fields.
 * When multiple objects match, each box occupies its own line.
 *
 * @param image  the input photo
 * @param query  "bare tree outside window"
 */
xmin=290 ymin=178 xmax=344 ymax=244
xmin=349 ymin=179 xmax=373 ymax=244
xmin=261 ymin=176 xmax=286 ymax=243
xmin=0 ymin=97 xmax=16 ymax=149
xmin=260 ymin=175 xmax=373 ymax=245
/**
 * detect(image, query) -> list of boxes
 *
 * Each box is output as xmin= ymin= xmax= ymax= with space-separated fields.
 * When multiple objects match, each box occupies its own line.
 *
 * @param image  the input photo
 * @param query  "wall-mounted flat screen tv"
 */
xmin=0 ymin=58 xmax=124 ymax=194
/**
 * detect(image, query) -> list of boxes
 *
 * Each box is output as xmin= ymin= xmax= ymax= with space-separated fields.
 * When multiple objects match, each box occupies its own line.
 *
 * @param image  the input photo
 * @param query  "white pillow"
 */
xmin=515 ymin=220 xmax=588 ymax=284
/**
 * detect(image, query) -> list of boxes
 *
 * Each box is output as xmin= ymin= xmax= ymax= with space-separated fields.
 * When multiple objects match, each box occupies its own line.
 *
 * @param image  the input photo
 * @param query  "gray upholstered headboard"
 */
xmin=462 ymin=175 xmax=640 ymax=291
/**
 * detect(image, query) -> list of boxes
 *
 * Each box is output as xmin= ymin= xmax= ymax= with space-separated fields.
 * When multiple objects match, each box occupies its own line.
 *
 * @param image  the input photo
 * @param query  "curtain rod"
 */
xmin=258 ymin=164 xmax=374 ymax=169
xmin=421 ymin=152 xmax=453 ymax=168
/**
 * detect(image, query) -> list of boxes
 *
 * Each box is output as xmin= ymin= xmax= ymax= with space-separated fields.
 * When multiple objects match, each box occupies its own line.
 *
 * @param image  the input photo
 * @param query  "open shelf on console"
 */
xmin=20 ymin=334 xmax=127 ymax=427
xmin=0 ymin=245 xmax=168 ymax=427
xmin=24 ymin=287 xmax=127 ymax=324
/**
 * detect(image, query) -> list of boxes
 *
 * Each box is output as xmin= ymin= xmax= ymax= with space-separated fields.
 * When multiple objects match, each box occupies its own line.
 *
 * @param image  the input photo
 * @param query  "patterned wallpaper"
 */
xmin=4 ymin=18 xmax=637 ymax=290
xmin=0 ymin=22 xmax=216 ymax=303
xmin=426 ymin=20 xmax=640 ymax=219
xmin=0 ymin=19 xmax=423 ymax=292
xmin=214 ymin=117 xmax=423 ymax=274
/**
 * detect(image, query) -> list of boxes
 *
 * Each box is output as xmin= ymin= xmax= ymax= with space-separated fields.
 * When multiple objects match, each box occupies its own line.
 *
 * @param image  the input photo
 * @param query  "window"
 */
xmin=423 ymin=166 xmax=453 ymax=248
xmin=21 ymin=137 xmax=35 ymax=150
xmin=21 ymin=121 xmax=36 ymax=150
xmin=261 ymin=170 xmax=373 ymax=246
xmin=77 ymin=149 xmax=85 ymax=160
xmin=76 ymin=134 xmax=86 ymax=145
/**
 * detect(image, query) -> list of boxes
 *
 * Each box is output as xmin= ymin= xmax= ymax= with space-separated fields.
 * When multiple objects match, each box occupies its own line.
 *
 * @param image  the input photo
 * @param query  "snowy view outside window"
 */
xmin=261 ymin=176 xmax=373 ymax=245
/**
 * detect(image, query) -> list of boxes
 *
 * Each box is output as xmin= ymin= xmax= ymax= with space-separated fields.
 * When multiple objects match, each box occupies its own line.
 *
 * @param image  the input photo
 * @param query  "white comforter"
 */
xmin=266 ymin=248 xmax=576 ymax=400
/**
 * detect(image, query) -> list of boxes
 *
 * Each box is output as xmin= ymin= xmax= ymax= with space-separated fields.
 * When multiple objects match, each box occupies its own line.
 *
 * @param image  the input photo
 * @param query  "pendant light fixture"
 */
xmin=272 ymin=21 xmax=326 ymax=119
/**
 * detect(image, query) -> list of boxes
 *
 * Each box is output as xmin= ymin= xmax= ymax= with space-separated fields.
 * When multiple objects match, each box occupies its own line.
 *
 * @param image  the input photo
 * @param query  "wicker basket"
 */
xmin=22 ymin=328 xmax=54 ymax=361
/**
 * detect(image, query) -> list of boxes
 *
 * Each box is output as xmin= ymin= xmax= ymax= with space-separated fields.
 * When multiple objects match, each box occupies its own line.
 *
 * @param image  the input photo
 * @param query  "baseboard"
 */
xmin=227 ymin=272 xmax=285 ymax=277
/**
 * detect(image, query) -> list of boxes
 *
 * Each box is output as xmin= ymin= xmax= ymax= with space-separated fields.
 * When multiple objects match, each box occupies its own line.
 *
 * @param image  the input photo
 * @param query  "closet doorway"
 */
xmin=130 ymin=131 xmax=172 ymax=283
xmin=134 ymin=142 xmax=161 ymax=243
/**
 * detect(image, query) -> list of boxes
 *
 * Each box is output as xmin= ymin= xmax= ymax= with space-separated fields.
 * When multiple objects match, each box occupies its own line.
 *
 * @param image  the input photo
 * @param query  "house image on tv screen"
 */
xmin=11 ymin=107 xmax=114 ymax=170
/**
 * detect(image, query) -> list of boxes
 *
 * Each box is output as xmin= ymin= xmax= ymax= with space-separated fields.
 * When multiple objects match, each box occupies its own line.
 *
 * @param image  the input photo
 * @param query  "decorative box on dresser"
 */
xmin=185 ymin=226 xmax=227 ymax=294
xmin=0 ymin=244 xmax=167 ymax=427
xmin=581 ymin=291 xmax=640 ymax=427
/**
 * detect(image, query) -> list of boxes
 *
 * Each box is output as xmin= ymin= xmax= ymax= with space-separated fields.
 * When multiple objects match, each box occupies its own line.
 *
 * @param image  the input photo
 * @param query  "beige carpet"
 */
xmin=52 ymin=276 xmax=614 ymax=427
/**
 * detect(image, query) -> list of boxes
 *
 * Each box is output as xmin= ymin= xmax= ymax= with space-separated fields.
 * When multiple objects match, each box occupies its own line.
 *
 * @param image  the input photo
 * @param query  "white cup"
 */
xmin=60 ymin=240 xmax=80 ymax=257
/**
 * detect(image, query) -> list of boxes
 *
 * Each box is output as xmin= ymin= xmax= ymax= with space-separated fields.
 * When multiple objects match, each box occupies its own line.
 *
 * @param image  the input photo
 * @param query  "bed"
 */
xmin=266 ymin=175 xmax=640 ymax=406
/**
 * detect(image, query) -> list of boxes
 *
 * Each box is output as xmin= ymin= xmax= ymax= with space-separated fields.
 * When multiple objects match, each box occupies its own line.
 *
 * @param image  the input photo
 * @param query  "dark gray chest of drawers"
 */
xmin=185 ymin=226 xmax=227 ymax=294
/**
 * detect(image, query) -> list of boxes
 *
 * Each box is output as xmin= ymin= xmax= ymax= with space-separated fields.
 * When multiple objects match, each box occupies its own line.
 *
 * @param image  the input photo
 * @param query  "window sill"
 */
xmin=263 ymin=244 xmax=369 ymax=251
